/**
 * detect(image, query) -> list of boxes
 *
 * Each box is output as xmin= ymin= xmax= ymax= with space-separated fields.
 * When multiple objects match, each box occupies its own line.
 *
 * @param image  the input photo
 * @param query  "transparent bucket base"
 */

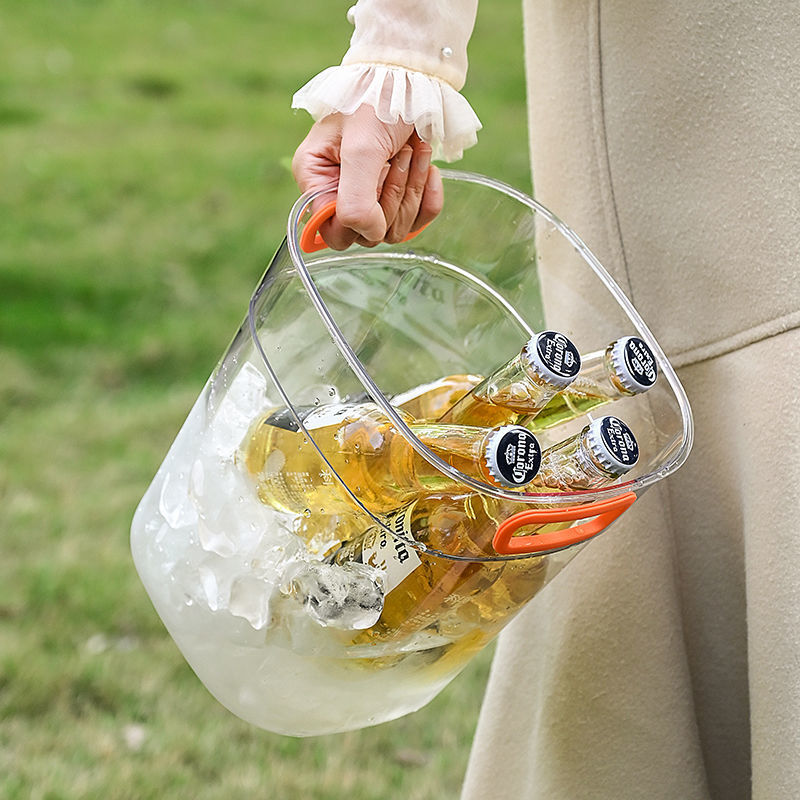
xmin=131 ymin=360 xmax=508 ymax=735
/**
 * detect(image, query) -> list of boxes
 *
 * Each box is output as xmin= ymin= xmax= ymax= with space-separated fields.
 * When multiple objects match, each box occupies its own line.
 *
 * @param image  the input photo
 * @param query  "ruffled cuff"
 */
xmin=291 ymin=62 xmax=482 ymax=163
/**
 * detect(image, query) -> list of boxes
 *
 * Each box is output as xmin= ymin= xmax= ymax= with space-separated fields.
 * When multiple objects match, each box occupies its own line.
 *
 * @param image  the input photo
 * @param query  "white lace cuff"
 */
xmin=291 ymin=62 xmax=482 ymax=163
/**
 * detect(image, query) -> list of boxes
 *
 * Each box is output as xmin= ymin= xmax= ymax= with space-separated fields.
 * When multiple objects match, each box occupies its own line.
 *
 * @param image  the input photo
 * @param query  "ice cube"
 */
xmin=158 ymin=469 xmax=198 ymax=529
xmin=210 ymin=362 xmax=270 ymax=460
xmin=193 ymin=456 xmax=277 ymax=558
xmin=197 ymin=562 xmax=224 ymax=611
xmin=288 ymin=561 xmax=385 ymax=630
xmin=229 ymin=574 xmax=274 ymax=630
xmin=195 ymin=551 xmax=245 ymax=612
xmin=189 ymin=457 xmax=205 ymax=497
xmin=197 ymin=516 xmax=236 ymax=558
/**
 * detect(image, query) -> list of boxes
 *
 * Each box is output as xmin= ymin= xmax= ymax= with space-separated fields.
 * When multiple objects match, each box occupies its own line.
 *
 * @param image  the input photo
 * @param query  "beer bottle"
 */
xmin=448 ymin=416 xmax=641 ymax=639
xmin=240 ymin=403 xmax=542 ymax=517
xmin=326 ymin=415 xmax=639 ymax=645
xmin=529 ymin=336 xmax=659 ymax=430
xmin=328 ymin=492 xmax=529 ymax=642
xmin=531 ymin=414 xmax=639 ymax=490
xmin=390 ymin=374 xmax=483 ymax=420
xmin=436 ymin=331 xmax=581 ymax=427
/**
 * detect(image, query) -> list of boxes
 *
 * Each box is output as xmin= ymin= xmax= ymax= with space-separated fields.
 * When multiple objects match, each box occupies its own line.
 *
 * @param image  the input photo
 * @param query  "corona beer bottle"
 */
xmin=531 ymin=414 xmax=639 ymax=490
xmin=390 ymin=374 xmax=483 ymax=420
xmin=326 ymin=416 xmax=639 ymax=646
xmin=240 ymin=403 xmax=542 ymax=517
xmin=436 ymin=331 xmax=581 ymax=427
xmin=529 ymin=336 xmax=658 ymax=430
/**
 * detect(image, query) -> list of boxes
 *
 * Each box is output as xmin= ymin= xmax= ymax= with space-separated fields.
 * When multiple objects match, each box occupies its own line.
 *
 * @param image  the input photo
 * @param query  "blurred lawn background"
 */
xmin=0 ymin=1 xmax=529 ymax=797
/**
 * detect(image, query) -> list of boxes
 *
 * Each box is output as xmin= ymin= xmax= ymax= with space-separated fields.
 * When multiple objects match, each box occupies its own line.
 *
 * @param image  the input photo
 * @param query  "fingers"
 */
xmin=384 ymin=134 xmax=434 ymax=243
xmin=291 ymin=109 xmax=395 ymax=250
xmin=291 ymin=106 xmax=443 ymax=251
xmin=329 ymin=106 xmax=413 ymax=249
xmin=413 ymin=164 xmax=444 ymax=232
xmin=291 ymin=115 xmax=359 ymax=250
xmin=333 ymin=151 xmax=389 ymax=248
xmin=376 ymin=145 xmax=413 ymax=237
xmin=353 ymin=146 xmax=413 ymax=247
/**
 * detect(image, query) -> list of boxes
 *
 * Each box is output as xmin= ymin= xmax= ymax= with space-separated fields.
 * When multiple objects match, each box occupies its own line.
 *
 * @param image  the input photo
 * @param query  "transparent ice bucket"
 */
xmin=131 ymin=171 xmax=692 ymax=736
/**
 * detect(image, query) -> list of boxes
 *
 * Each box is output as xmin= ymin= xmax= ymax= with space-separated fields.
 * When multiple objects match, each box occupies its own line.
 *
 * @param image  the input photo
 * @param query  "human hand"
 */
xmin=291 ymin=104 xmax=444 ymax=250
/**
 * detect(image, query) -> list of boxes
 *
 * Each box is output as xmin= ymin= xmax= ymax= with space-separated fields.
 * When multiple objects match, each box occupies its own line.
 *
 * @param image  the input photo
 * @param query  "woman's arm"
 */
xmin=291 ymin=0 xmax=480 ymax=249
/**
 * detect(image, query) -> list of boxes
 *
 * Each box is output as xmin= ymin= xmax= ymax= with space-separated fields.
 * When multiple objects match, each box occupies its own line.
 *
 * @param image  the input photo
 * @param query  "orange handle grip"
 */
xmin=492 ymin=492 xmax=637 ymax=555
xmin=299 ymin=200 xmax=429 ymax=253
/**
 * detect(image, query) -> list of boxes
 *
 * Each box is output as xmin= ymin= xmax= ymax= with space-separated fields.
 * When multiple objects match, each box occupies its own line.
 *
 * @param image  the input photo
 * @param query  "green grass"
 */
xmin=0 ymin=1 xmax=529 ymax=797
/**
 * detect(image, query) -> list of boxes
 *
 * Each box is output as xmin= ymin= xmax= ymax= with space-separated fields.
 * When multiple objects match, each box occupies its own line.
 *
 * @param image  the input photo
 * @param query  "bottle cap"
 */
xmin=484 ymin=425 xmax=542 ymax=488
xmin=585 ymin=416 xmax=639 ymax=476
xmin=523 ymin=331 xmax=581 ymax=389
xmin=607 ymin=336 xmax=658 ymax=394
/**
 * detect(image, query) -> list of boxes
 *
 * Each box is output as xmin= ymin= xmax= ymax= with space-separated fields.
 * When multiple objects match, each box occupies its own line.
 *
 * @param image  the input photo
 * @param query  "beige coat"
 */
xmin=463 ymin=3 xmax=800 ymax=798
xmin=300 ymin=2 xmax=800 ymax=796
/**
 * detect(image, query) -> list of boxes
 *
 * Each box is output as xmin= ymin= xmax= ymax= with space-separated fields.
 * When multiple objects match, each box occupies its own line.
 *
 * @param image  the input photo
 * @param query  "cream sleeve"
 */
xmin=291 ymin=0 xmax=481 ymax=162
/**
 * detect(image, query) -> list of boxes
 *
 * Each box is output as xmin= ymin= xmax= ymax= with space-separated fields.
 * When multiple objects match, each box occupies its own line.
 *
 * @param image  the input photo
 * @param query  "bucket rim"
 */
xmin=282 ymin=170 xmax=692 ymax=495
xmin=245 ymin=170 xmax=693 ymax=558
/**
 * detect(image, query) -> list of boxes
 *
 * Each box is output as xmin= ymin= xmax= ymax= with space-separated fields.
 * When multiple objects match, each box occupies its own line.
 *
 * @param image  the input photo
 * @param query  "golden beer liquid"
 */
xmin=240 ymin=403 xmax=530 ymax=519
xmin=527 ymin=376 xmax=611 ymax=430
xmin=334 ymin=494 xmax=548 ymax=648
xmin=436 ymin=353 xmax=558 ymax=428
xmin=530 ymin=338 xmax=658 ymax=431
xmin=391 ymin=374 xmax=482 ymax=420
xmin=329 ymin=420 xmax=636 ymax=669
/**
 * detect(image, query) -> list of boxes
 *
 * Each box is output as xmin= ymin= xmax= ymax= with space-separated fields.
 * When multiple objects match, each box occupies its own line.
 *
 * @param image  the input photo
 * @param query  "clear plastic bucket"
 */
xmin=130 ymin=171 xmax=693 ymax=736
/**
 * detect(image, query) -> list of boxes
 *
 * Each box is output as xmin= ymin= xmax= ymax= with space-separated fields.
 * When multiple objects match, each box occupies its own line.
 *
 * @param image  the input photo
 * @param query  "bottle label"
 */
xmin=599 ymin=416 xmax=639 ymax=466
xmin=623 ymin=337 xmax=658 ymax=387
xmin=262 ymin=403 xmax=355 ymax=433
xmin=537 ymin=331 xmax=581 ymax=378
xmin=490 ymin=427 xmax=542 ymax=487
xmin=261 ymin=406 xmax=308 ymax=433
xmin=361 ymin=503 xmax=422 ymax=593
xmin=303 ymin=404 xmax=355 ymax=431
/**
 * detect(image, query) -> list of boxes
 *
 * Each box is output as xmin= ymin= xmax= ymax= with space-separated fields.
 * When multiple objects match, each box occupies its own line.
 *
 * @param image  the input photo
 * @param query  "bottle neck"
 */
xmin=573 ymin=349 xmax=629 ymax=399
xmin=438 ymin=352 xmax=557 ymax=425
xmin=407 ymin=423 xmax=492 ymax=485
xmin=533 ymin=427 xmax=621 ymax=490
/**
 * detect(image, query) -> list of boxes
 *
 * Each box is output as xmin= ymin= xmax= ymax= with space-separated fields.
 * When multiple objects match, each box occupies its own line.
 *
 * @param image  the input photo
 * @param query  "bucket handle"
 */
xmin=493 ymin=492 xmax=637 ymax=555
xmin=299 ymin=200 xmax=429 ymax=253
